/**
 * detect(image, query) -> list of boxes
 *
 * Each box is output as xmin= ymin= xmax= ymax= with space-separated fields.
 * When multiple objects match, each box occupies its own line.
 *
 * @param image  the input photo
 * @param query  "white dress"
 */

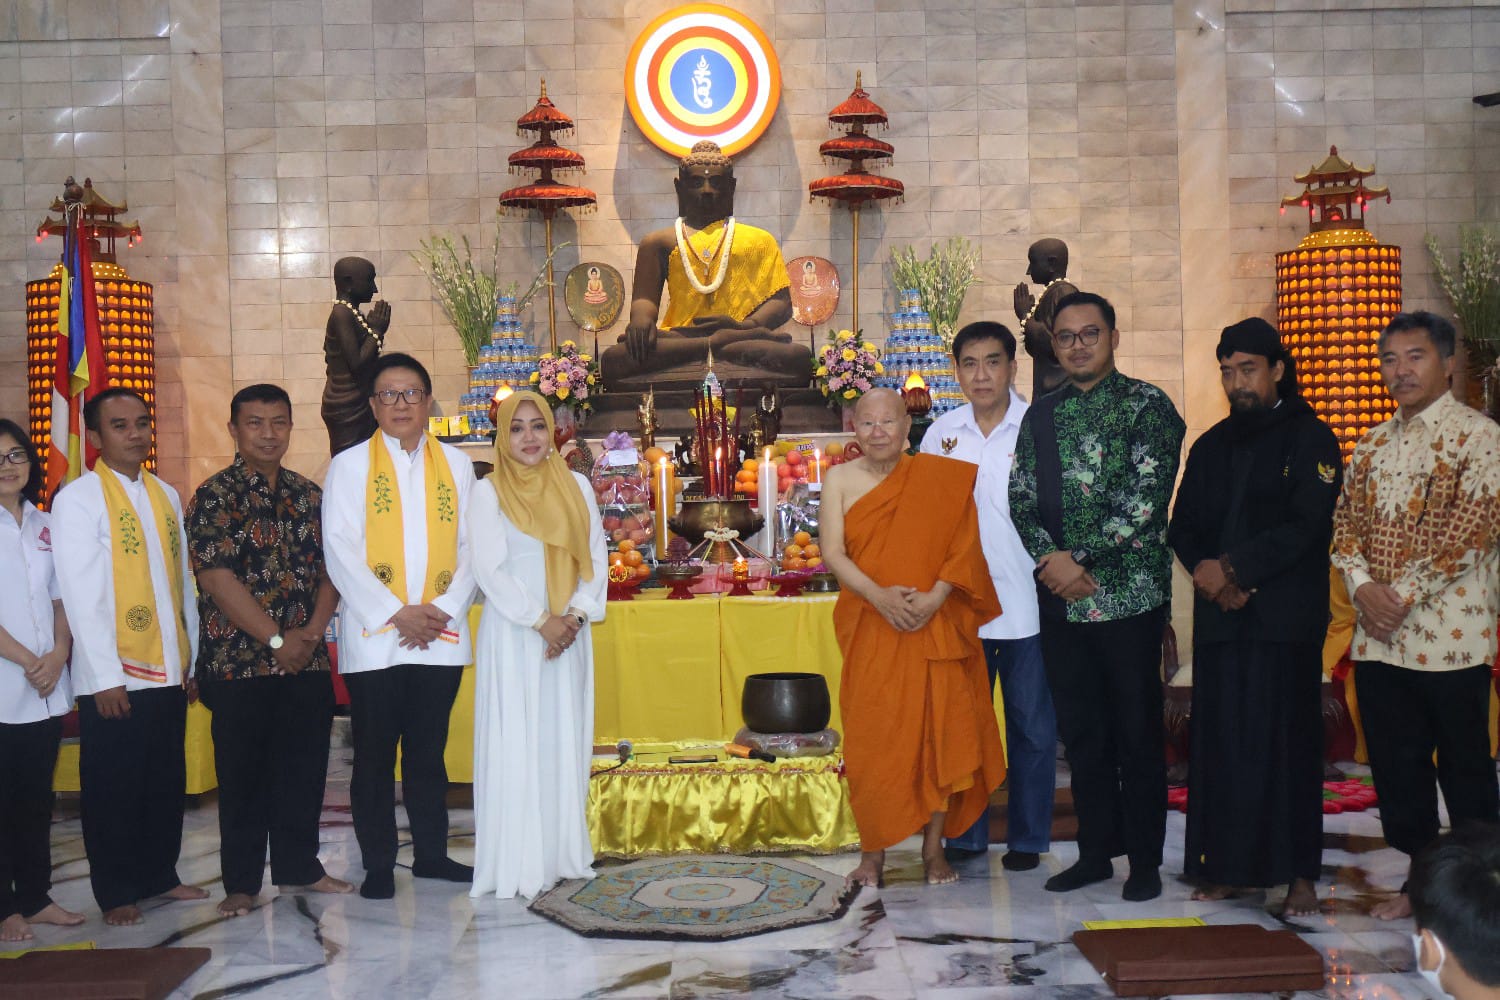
xmin=468 ymin=472 xmax=608 ymax=899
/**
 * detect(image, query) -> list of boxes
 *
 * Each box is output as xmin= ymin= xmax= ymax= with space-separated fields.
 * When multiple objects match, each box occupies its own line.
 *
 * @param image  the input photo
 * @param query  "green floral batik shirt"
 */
xmin=1009 ymin=369 xmax=1185 ymax=624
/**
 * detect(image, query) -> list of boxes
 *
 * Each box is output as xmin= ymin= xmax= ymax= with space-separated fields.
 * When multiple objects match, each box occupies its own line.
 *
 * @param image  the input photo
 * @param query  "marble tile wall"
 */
xmin=0 ymin=0 xmax=1497 ymax=490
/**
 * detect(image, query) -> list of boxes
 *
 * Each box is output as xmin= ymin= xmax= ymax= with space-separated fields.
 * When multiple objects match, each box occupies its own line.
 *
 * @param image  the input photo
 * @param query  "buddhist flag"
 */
xmin=45 ymin=204 xmax=108 ymax=502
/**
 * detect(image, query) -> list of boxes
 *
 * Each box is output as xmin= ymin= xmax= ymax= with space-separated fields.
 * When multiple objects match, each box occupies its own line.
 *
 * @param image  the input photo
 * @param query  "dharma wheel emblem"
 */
xmin=126 ymin=605 xmax=153 ymax=632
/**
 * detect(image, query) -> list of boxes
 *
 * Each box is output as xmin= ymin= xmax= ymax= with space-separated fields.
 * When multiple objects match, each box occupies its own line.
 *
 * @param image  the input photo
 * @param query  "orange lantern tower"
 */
xmin=498 ymin=80 xmax=597 ymax=353
xmin=1275 ymin=146 xmax=1401 ymax=458
xmin=809 ymin=71 xmax=904 ymax=334
xmin=27 ymin=178 xmax=155 ymax=503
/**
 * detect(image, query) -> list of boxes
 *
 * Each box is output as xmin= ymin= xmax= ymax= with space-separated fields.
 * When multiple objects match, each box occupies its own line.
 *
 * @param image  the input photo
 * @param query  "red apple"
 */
xmin=602 ymin=515 xmax=623 ymax=532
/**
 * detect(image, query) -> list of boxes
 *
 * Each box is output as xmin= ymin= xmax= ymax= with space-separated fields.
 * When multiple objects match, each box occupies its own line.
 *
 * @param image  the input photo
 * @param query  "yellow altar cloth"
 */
xmin=588 ymin=748 xmax=859 ymax=858
xmin=53 ymin=701 xmax=218 ymax=795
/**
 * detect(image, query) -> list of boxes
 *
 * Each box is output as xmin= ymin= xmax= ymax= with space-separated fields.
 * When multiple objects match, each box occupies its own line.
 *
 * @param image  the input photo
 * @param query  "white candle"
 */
xmin=757 ymin=446 xmax=776 ymax=557
xmin=812 ymin=447 xmax=822 ymax=485
xmin=655 ymin=457 xmax=671 ymax=561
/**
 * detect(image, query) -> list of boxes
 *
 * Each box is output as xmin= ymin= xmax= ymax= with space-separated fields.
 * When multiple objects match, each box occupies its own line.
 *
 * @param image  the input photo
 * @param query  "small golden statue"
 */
xmin=636 ymin=386 xmax=659 ymax=451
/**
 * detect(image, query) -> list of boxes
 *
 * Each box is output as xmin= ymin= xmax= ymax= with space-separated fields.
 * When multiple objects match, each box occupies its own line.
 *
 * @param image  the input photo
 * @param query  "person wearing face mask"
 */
xmin=1408 ymin=824 xmax=1500 ymax=1000
xmin=467 ymin=391 xmax=606 ymax=900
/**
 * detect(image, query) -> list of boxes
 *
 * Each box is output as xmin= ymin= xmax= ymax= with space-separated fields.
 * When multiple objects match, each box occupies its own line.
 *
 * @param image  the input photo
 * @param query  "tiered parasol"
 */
xmin=808 ymin=71 xmax=904 ymax=332
xmin=498 ymin=80 xmax=597 ymax=351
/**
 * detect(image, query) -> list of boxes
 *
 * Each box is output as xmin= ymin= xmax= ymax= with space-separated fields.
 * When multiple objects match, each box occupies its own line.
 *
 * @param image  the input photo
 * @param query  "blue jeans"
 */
xmin=945 ymin=635 xmax=1057 ymax=853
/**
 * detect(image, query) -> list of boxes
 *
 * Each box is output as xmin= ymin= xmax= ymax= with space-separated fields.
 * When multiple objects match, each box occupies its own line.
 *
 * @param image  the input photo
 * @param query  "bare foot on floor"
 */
xmin=162 ymin=883 xmax=209 ymax=903
xmin=1371 ymin=891 xmax=1412 ymax=920
xmin=922 ymin=848 xmax=959 ymax=885
xmin=103 ymin=904 xmax=144 ymax=926
xmin=303 ymin=875 xmax=354 ymax=895
xmin=1278 ymin=879 xmax=1320 ymax=917
xmin=846 ymin=851 xmax=885 ymax=889
xmin=1191 ymin=884 xmax=1241 ymax=902
xmin=1 ymin=913 xmax=34 ymax=942
xmin=26 ymin=902 xmax=85 ymax=927
xmin=217 ymin=893 xmax=257 ymax=917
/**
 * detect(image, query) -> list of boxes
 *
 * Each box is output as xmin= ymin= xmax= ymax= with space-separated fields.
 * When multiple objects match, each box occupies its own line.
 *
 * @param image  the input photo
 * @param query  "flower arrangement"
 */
xmin=1426 ymin=226 xmax=1500 ymax=374
xmin=890 ymin=237 xmax=980 ymax=347
xmin=530 ymin=340 xmax=600 ymax=414
xmin=814 ymin=329 xmax=883 ymax=406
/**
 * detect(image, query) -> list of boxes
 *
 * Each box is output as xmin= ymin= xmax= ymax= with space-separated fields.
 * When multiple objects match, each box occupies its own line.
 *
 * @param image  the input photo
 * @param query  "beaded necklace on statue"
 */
xmin=675 ymin=216 xmax=736 ymax=296
xmin=332 ymin=299 xmax=385 ymax=349
xmin=1019 ymin=277 xmax=1065 ymax=329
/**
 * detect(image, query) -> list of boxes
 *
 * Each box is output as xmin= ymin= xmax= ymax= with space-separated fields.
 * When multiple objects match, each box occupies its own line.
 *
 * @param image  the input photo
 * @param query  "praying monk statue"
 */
xmin=322 ymin=256 xmax=389 ymax=455
xmin=1013 ymin=238 xmax=1077 ymax=399
xmin=601 ymin=141 xmax=814 ymax=390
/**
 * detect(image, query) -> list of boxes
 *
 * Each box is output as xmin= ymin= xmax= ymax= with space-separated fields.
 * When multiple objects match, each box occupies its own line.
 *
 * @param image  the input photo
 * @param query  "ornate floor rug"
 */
xmin=529 ymin=855 xmax=859 ymax=941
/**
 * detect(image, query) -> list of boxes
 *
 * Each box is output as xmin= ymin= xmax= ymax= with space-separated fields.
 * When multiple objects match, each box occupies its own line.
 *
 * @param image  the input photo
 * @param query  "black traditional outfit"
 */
xmin=1168 ymin=321 xmax=1342 ymax=890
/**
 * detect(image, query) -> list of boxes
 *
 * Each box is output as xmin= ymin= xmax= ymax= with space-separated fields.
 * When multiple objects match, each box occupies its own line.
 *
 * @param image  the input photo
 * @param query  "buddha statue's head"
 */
xmin=675 ymin=140 xmax=736 ymax=228
xmin=1026 ymin=238 xmax=1069 ymax=284
xmin=334 ymin=256 xmax=379 ymax=305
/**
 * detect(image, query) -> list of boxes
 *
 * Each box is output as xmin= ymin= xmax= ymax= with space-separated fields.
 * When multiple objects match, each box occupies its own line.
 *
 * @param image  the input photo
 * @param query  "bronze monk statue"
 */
xmin=321 ymin=256 xmax=390 ymax=455
xmin=1013 ymin=238 xmax=1077 ymax=399
xmin=601 ymin=141 xmax=813 ymax=390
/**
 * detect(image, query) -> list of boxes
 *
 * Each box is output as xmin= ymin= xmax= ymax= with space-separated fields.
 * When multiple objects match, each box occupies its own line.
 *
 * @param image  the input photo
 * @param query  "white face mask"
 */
xmin=1411 ymin=932 xmax=1452 ymax=1000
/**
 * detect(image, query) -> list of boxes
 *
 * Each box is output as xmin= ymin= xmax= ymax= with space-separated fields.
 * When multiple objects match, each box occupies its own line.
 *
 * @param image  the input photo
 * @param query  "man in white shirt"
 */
xmin=919 ymin=322 xmax=1055 ymax=871
xmin=322 ymin=353 xmax=478 ymax=900
xmin=52 ymin=387 xmax=208 ymax=926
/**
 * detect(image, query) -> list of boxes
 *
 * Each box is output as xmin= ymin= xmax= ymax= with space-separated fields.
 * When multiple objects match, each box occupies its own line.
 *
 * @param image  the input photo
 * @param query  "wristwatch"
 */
xmin=1070 ymin=548 xmax=1094 ymax=570
xmin=268 ymin=632 xmax=285 ymax=651
xmin=568 ymin=612 xmax=587 ymax=627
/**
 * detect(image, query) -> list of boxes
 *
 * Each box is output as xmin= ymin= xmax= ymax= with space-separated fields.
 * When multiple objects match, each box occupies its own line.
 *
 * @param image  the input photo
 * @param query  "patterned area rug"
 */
xmin=529 ymin=855 xmax=859 ymax=941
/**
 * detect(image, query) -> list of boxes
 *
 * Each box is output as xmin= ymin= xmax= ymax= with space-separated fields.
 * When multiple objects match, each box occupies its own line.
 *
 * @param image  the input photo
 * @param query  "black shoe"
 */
xmin=360 ymin=870 xmax=395 ymax=899
xmin=943 ymin=844 xmax=989 ymax=862
xmin=1002 ymin=851 xmax=1041 ymax=872
xmin=412 ymin=857 xmax=474 ymax=883
xmin=1045 ymin=857 xmax=1113 ymax=892
xmin=1122 ymin=866 xmax=1162 ymax=902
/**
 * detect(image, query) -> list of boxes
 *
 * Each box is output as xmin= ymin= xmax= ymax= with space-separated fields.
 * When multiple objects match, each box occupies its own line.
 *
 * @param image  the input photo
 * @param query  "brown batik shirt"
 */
xmin=1332 ymin=391 xmax=1500 ymax=671
xmin=187 ymin=456 xmax=331 ymax=680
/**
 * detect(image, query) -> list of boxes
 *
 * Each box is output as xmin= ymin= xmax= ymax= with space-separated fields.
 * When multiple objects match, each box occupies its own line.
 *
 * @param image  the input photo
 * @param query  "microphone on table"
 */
xmin=616 ymin=739 xmax=633 ymax=763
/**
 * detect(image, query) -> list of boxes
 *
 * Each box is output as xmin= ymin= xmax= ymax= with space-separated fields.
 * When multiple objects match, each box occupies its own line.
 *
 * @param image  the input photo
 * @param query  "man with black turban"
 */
xmin=1167 ymin=317 xmax=1342 ymax=916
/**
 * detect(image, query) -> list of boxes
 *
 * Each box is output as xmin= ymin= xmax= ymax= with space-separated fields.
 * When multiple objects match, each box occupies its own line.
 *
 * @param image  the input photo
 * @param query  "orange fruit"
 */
xmin=742 ymin=458 xmax=759 ymax=473
xmin=787 ymin=557 xmax=807 ymax=571
xmin=806 ymin=556 xmax=823 ymax=569
xmin=803 ymin=543 xmax=821 ymax=559
xmin=643 ymin=446 xmax=667 ymax=466
xmin=793 ymin=531 xmax=812 ymax=547
xmin=618 ymin=539 xmax=636 ymax=553
xmin=609 ymin=552 xmax=626 ymax=566
xmin=635 ymin=564 xmax=651 ymax=578
xmin=624 ymin=549 xmax=644 ymax=567
xmin=783 ymin=543 xmax=804 ymax=560
xmin=735 ymin=469 xmax=755 ymax=484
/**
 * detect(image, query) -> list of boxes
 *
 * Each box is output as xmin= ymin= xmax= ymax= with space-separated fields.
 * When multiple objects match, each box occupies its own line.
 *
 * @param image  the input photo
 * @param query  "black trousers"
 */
xmin=1354 ymin=661 xmax=1499 ymax=859
xmin=0 ymin=716 xmax=63 ymax=920
xmin=1040 ymin=605 xmax=1168 ymax=868
xmin=344 ymin=664 xmax=462 ymax=874
xmin=77 ymin=686 xmax=188 ymax=911
xmin=200 ymin=672 xmax=335 ymax=896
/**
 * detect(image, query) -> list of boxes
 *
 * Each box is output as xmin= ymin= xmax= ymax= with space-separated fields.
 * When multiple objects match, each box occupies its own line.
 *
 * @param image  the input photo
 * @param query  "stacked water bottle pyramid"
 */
xmin=459 ymin=294 xmax=545 ymax=440
xmin=874 ymin=289 xmax=962 ymax=416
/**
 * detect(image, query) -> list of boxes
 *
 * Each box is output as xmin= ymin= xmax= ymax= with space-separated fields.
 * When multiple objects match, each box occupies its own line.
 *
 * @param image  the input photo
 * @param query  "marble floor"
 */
xmin=25 ymin=751 xmax=1446 ymax=999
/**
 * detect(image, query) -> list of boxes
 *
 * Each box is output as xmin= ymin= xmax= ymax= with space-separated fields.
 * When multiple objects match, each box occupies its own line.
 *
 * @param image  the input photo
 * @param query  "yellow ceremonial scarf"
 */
xmin=487 ymin=391 xmax=593 ymax=617
xmin=365 ymin=432 xmax=459 ymax=605
xmin=96 ymin=465 xmax=190 ymax=684
xmin=661 ymin=219 xmax=791 ymax=330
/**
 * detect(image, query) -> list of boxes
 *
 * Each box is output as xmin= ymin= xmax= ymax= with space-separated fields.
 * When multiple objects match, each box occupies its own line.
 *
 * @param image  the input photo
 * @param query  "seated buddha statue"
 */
xmin=601 ymin=141 xmax=813 ymax=390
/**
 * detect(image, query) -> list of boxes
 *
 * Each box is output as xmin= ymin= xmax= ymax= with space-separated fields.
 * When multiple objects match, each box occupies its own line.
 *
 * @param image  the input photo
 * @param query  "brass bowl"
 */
xmin=668 ymin=497 xmax=764 ymax=546
xmin=655 ymin=564 xmax=703 ymax=584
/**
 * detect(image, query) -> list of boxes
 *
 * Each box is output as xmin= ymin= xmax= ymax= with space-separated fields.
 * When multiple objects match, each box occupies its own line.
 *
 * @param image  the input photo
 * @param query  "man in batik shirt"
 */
xmin=1010 ymin=291 xmax=1185 ymax=902
xmin=1332 ymin=312 xmax=1500 ymax=921
xmin=189 ymin=384 xmax=351 ymax=917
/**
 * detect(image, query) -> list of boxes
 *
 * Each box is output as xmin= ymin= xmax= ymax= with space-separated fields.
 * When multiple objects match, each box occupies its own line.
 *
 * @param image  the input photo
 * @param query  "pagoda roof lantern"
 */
xmin=1279 ymin=145 xmax=1391 ymax=235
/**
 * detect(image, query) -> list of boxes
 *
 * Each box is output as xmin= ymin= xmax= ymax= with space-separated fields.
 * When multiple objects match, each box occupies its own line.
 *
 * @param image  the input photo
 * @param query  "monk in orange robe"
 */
xmin=822 ymin=388 xmax=1007 ymax=887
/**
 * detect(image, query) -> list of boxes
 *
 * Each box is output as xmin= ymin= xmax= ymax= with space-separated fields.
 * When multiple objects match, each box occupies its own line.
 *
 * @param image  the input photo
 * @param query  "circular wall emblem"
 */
xmin=126 ymin=605 xmax=153 ymax=632
xmin=625 ymin=4 xmax=781 ymax=158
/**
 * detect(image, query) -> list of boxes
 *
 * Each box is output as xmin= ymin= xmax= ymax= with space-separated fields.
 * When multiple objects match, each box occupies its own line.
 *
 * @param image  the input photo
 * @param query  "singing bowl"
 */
xmin=668 ymin=497 xmax=765 ymax=546
xmin=741 ymin=672 xmax=832 ymax=735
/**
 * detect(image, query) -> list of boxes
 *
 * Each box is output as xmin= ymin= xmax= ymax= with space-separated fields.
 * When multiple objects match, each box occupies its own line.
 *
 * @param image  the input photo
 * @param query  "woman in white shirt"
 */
xmin=468 ymin=392 xmax=606 ymax=899
xmin=0 ymin=419 xmax=84 ymax=940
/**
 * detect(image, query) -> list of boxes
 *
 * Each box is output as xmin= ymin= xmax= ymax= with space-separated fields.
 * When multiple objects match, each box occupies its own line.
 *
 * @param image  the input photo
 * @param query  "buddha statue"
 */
xmin=601 ymin=141 xmax=813 ymax=390
xmin=1012 ymin=238 xmax=1077 ymax=399
xmin=321 ymin=256 xmax=389 ymax=455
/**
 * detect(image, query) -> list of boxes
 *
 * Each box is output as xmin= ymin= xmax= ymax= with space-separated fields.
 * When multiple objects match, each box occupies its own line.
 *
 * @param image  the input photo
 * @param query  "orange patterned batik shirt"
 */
xmin=1332 ymin=391 xmax=1500 ymax=671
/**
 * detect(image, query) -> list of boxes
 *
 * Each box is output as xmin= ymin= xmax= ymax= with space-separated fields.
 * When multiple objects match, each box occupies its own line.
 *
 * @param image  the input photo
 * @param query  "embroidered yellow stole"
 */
xmin=661 ymin=220 xmax=791 ymax=330
xmin=97 ymin=467 xmax=190 ymax=683
xmin=365 ymin=433 xmax=458 ymax=605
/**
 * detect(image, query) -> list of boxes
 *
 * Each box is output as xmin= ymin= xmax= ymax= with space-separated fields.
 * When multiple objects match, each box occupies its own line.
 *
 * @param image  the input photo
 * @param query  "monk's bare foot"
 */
xmin=288 ymin=875 xmax=355 ymax=899
xmin=1191 ymin=884 xmax=1240 ymax=902
xmin=1371 ymin=891 xmax=1412 ymax=920
xmin=846 ymin=851 xmax=885 ymax=889
xmin=162 ymin=883 xmax=209 ymax=902
xmin=217 ymin=893 xmax=257 ymax=917
xmin=1278 ymin=879 xmax=1320 ymax=917
xmin=103 ymin=904 xmax=144 ymax=926
xmin=26 ymin=902 xmax=85 ymax=927
xmin=922 ymin=849 xmax=960 ymax=885
xmin=1 ymin=914 xmax=34 ymax=942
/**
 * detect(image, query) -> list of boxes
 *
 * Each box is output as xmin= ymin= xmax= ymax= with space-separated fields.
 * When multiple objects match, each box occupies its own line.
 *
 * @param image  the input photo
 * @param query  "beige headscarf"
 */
xmin=487 ymin=391 xmax=594 ymax=615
